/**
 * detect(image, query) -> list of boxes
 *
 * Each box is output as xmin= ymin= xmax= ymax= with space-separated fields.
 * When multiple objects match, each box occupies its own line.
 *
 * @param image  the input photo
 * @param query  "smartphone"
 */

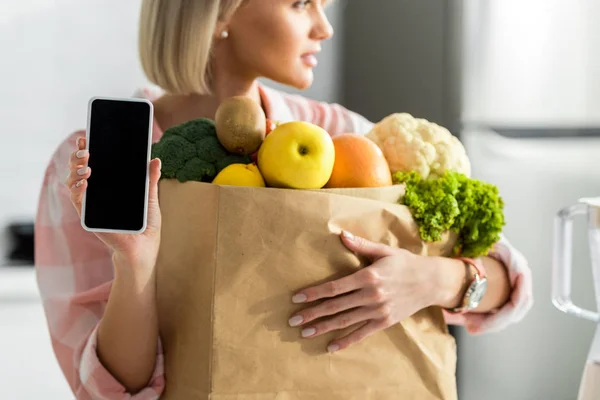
xmin=81 ymin=96 xmax=154 ymax=234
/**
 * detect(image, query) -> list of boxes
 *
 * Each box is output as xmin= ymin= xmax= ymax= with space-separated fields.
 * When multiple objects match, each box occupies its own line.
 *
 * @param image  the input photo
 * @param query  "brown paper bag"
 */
xmin=156 ymin=180 xmax=458 ymax=400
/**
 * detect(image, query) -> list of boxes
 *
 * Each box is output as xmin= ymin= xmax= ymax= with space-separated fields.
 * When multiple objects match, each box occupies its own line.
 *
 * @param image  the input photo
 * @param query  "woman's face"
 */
xmin=225 ymin=0 xmax=334 ymax=89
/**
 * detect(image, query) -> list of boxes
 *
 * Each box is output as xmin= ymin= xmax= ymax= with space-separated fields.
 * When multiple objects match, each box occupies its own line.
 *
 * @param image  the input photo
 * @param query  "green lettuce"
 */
xmin=393 ymin=170 xmax=505 ymax=258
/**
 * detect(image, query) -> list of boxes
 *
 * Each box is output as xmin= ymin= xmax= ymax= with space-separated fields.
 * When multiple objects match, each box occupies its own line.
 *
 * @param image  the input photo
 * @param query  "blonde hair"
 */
xmin=139 ymin=0 xmax=244 ymax=95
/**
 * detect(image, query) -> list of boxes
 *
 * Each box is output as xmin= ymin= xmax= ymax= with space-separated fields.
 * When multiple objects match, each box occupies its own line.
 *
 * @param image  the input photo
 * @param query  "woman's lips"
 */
xmin=301 ymin=53 xmax=318 ymax=67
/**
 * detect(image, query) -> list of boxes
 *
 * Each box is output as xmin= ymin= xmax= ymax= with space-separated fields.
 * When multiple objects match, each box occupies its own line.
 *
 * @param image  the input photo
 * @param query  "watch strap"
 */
xmin=445 ymin=257 xmax=487 ymax=314
xmin=456 ymin=257 xmax=486 ymax=279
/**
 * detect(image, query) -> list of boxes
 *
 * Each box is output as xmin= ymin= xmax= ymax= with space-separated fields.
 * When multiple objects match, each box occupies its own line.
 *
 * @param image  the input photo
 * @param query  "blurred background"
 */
xmin=1 ymin=0 xmax=600 ymax=398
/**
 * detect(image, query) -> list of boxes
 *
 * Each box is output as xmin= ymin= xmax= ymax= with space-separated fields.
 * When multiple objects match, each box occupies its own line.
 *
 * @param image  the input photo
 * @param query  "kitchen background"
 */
xmin=1 ymin=0 xmax=599 ymax=399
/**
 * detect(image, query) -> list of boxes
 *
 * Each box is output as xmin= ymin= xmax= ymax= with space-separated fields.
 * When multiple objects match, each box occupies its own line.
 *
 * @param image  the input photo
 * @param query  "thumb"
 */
xmin=340 ymin=230 xmax=396 ymax=260
xmin=146 ymin=158 xmax=162 ymax=230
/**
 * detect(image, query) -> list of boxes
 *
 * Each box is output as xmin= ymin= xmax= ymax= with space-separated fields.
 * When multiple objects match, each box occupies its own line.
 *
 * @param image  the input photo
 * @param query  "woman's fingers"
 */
xmin=340 ymin=230 xmax=397 ymax=260
xmin=65 ymin=136 xmax=88 ymax=182
xmin=71 ymin=136 xmax=87 ymax=164
xmin=68 ymin=137 xmax=87 ymax=166
xmin=65 ymin=165 xmax=91 ymax=188
xmin=69 ymin=148 xmax=89 ymax=170
xmin=65 ymin=136 xmax=90 ymax=216
xmin=288 ymin=290 xmax=369 ymax=327
xmin=68 ymin=167 xmax=91 ymax=216
xmin=292 ymin=271 xmax=363 ymax=304
xmin=145 ymin=158 xmax=162 ymax=232
xmin=69 ymin=175 xmax=89 ymax=217
xmin=327 ymin=318 xmax=389 ymax=353
xmin=296 ymin=306 xmax=385 ymax=340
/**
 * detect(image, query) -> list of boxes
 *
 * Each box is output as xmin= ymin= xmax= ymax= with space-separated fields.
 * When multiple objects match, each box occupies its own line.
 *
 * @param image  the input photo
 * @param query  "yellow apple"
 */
xmin=212 ymin=163 xmax=266 ymax=187
xmin=257 ymin=121 xmax=335 ymax=189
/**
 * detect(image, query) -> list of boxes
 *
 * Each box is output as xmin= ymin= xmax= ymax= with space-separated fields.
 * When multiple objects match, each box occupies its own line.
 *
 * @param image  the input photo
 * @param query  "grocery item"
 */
xmin=151 ymin=118 xmax=251 ymax=183
xmin=257 ymin=121 xmax=335 ymax=189
xmin=215 ymin=96 xmax=267 ymax=156
xmin=366 ymin=113 xmax=471 ymax=180
xmin=212 ymin=163 xmax=266 ymax=188
xmin=324 ymin=133 xmax=392 ymax=188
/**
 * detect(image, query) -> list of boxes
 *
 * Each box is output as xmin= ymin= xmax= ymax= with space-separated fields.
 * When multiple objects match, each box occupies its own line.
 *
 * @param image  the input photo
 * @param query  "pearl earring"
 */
xmin=220 ymin=30 xmax=229 ymax=39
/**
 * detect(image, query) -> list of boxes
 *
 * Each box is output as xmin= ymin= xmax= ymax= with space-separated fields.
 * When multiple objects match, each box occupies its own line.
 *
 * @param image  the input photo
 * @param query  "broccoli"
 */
xmin=151 ymin=118 xmax=252 ymax=183
xmin=176 ymin=158 xmax=216 ymax=183
xmin=195 ymin=136 xmax=227 ymax=163
xmin=393 ymin=170 xmax=505 ymax=258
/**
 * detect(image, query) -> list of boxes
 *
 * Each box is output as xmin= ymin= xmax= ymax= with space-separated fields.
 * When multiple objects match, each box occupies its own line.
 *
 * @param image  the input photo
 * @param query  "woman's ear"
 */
xmin=214 ymin=21 xmax=230 ymax=40
xmin=215 ymin=0 xmax=246 ymax=40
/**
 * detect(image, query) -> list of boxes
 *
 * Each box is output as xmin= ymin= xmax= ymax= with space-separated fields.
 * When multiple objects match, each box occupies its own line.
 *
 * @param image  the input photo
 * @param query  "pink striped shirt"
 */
xmin=34 ymin=83 xmax=533 ymax=399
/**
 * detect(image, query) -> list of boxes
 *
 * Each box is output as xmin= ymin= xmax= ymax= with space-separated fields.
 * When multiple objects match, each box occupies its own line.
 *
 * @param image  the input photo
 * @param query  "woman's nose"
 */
xmin=312 ymin=11 xmax=334 ymax=41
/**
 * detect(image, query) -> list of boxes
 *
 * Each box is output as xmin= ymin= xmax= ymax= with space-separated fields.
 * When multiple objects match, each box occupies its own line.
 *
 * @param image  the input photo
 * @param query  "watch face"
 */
xmin=469 ymin=278 xmax=488 ymax=308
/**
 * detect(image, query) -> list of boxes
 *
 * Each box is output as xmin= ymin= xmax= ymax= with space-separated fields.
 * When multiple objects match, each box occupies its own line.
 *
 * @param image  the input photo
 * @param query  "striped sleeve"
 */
xmin=282 ymin=94 xmax=375 ymax=136
xmin=34 ymin=130 xmax=165 ymax=399
xmin=442 ymin=234 xmax=534 ymax=334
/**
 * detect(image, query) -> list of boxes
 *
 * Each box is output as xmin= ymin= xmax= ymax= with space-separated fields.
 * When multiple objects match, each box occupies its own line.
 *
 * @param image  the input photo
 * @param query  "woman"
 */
xmin=35 ymin=0 xmax=533 ymax=398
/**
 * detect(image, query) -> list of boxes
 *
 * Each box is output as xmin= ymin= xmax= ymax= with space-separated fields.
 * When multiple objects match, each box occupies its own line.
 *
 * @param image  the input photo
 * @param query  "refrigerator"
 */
xmin=340 ymin=1 xmax=600 ymax=399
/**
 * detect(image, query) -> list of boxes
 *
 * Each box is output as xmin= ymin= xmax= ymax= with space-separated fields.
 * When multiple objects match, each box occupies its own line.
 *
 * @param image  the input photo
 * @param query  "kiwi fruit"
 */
xmin=215 ymin=96 xmax=267 ymax=156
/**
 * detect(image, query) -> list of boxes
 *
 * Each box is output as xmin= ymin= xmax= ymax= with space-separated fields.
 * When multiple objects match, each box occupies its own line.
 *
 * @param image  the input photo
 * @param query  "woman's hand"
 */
xmin=288 ymin=230 xmax=448 ymax=353
xmin=64 ymin=136 xmax=163 ymax=269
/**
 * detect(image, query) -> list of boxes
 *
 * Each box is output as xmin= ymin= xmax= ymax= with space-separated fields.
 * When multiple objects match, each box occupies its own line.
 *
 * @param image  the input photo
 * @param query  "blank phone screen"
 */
xmin=83 ymin=98 xmax=152 ymax=232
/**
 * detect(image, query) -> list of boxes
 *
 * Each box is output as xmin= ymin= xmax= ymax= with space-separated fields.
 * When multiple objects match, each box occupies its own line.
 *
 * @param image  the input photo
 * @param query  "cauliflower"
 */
xmin=151 ymin=118 xmax=251 ymax=183
xmin=365 ymin=113 xmax=471 ymax=180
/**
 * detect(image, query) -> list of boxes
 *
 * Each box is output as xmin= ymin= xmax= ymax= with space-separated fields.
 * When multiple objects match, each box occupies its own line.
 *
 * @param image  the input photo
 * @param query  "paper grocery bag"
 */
xmin=155 ymin=180 xmax=458 ymax=400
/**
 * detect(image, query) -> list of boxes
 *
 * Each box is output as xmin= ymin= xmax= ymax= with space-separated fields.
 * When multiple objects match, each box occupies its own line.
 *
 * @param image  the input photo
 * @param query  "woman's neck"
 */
xmin=194 ymin=76 xmax=262 ymax=118
xmin=153 ymin=47 xmax=266 ymax=133
xmin=153 ymin=77 xmax=262 ymax=132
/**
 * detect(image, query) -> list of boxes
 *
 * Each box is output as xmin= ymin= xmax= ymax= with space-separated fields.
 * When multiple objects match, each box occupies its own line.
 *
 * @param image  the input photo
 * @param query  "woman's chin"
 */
xmin=264 ymin=69 xmax=314 ymax=90
xmin=288 ymin=72 xmax=314 ymax=90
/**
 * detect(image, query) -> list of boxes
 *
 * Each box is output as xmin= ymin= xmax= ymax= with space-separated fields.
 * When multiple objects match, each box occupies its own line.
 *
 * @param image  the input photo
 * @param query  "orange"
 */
xmin=324 ymin=134 xmax=393 ymax=188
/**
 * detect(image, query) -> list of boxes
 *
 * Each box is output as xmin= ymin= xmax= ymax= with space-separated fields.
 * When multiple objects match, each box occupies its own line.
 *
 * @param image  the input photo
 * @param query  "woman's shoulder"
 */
xmin=258 ymin=84 xmax=375 ymax=137
xmin=131 ymin=83 xmax=375 ymax=137
xmin=133 ymin=85 xmax=166 ymax=102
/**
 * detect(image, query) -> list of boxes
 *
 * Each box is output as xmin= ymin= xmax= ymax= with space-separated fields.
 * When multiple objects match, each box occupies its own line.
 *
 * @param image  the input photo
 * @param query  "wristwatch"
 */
xmin=446 ymin=257 xmax=488 ymax=314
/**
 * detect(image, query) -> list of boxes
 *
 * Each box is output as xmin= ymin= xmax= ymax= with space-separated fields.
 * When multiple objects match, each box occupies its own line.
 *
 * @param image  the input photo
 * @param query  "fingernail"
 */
xmin=76 ymin=179 xmax=84 ymax=188
xmin=157 ymin=158 xmax=162 ymax=171
xmin=342 ymin=230 xmax=354 ymax=240
xmin=301 ymin=327 xmax=316 ymax=337
xmin=327 ymin=344 xmax=340 ymax=353
xmin=77 ymin=167 xmax=89 ymax=176
xmin=288 ymin=315 xmax=303 ymax=327
xmin=76 ymin=150 xmax=88 ymax=159
xmin=292 ymin=293 xmax=307 ymax=303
